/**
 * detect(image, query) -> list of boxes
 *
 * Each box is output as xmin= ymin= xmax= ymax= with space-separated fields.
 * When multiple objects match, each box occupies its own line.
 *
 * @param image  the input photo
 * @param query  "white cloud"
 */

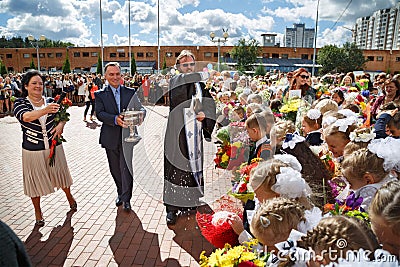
xmin=264 ymin=0 xmax=397 ymax=24
xmin=0 ymin=0 xmax=398 ymax=47
xmin=317 ymin=26 xmax=352 ymax=47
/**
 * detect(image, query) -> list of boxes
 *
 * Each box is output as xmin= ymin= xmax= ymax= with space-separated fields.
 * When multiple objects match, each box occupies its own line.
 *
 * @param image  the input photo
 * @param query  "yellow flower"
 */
xmin=252 ymin=259 xmax=266 ymax=267
xmin=239 ymin=251 xmax=257 ymax=262
xmin=359 ymin=101 xmax=366 ymax=111
xmin=221 ymin=154 xmax=230 ymax=163
xmin=232 ymin=142 xmax=242 ymax=148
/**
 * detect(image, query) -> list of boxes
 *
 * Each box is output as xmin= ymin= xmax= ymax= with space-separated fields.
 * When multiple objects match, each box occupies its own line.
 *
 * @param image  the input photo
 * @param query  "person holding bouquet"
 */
xmin=13 ymin=70 xmax=76 ymax=227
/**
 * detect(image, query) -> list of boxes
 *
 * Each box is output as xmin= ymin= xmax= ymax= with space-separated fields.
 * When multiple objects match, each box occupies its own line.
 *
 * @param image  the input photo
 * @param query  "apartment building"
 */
xmin=285 ymin=23 xmax=315 ymax=48
xmin=354 ymin=1 xmax=400 ymax=50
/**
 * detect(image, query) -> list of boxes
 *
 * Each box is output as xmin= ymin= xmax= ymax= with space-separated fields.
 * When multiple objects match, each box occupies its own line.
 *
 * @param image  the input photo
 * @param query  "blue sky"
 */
xmin=0 ymin=0 xmax=397 ymax=48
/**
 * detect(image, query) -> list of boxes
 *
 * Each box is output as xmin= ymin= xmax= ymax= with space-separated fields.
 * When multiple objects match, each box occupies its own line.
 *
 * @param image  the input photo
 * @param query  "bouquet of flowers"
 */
xmin=279 ymin=98 xmax=301 ymax=122
xmin=320 ymin=152 xmax=336 ymax=177
xmin=214 ymin=122 xmax=250 ymax=170
xmin=49 ymin=94 xmax=72 ymax=167
xmin=356 ymin=78 xmax=369 ymax=91
xmin=315 ymin=84 xmax=330 ymax=99
xmin=324 ymin=192 xmax=370 ymax=226
xmin=199 ymin=240 xmax=269 ymax=267
xmin=259 ymin=89 xmax=271 ymax=103
xmin=196 ymin=196 xmax=243 ymax=249
xmin=228 ymin=158 xmax=262 ymax=203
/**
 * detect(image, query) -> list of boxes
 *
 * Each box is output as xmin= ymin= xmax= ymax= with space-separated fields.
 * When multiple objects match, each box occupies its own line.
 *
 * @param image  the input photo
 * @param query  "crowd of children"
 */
xmin=201 ymin=68 xmax=400 ymax=266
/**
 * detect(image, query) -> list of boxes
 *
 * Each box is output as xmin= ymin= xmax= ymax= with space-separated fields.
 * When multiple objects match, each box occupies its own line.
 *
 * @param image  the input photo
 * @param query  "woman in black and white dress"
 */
xmin=13 ymin=70 xmax=76 ymax=227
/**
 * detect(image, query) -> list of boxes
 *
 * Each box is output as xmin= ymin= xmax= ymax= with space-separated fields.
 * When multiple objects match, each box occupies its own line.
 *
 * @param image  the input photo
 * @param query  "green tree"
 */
xmin=130 ymin=53 xmax=137 ymax=75
xmin=317 ymin=42 xmax=367 ymax=75
xmin=96 ymin=55 xmax=102 ymax=75
xmin=230 ymin=38 xmax=261 ymax=72
xmin=30 ymin=58 xmax=36 ymax=70
xmin=254 ymin=61 xmax=266 ymax=76
xmin=341 ymin=42 xmax=367 ymax=73
xmin=161 ymin=56 xmax=168 ymax=75
xmin=0 ymin=59 xmax=7 ymax=75
xmin=62 ymin=53 xmax=71 ymax=73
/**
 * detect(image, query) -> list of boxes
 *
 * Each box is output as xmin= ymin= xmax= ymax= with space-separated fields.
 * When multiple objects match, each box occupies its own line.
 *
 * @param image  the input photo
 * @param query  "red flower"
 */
xmin=238 ymin=261 xmax=257 ymax=267
xmin=238 ymin=183 xmax=247 ymax=193
xmin=328 ymin=160 xmax=335 ymax=173
xmin=230 ymin=145 xmax=238 ymax=158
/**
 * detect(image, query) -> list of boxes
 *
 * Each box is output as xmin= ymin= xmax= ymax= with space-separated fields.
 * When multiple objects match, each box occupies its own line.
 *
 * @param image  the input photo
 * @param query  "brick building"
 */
xmin=0 ymin=45 xmax=399 ymax=75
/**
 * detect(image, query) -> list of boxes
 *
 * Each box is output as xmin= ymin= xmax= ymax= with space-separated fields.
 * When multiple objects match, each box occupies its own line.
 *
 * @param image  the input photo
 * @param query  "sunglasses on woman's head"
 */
xmin=299 ymin=75 xmax=310 ymax=79
xmin=180 ymin=62 xmax=196 ymax=67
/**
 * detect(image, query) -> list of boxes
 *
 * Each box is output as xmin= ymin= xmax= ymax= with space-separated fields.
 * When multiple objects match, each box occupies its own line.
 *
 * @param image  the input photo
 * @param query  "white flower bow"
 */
xmin=333 ymin=116 xmax=357 ymax=132
xmin=271 ymin=167 xmax=311 ymax=199
xmin=282 ymin=132 xmax=306 ymax=149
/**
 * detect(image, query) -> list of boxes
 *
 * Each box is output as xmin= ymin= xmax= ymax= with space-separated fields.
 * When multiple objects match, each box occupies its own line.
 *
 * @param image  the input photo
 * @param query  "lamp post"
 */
xmin=209 ymin=29 xmax=229 ymax=72
xmin=28 ymin=35 xmax=45 ymax=72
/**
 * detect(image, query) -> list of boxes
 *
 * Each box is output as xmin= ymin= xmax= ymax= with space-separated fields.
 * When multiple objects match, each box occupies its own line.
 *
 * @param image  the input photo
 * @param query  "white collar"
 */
xmin=256 ymin=135 xmax=269 ymax=148
xmin=307 ymin=129 xmax=321 ymax=134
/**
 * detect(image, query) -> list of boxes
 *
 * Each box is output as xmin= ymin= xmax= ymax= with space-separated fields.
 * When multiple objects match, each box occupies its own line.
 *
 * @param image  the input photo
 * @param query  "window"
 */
xmin=213 ymin=52 xmax=218 ymax=58
xmin=119 ymin=52 xmax=126 ymax=58
xmin=110 ymin=53 xmax=117 ymax=58
xmin=32 ymin=53 xmax=37 ymax=58
xmin=263 ymin=53 xmax=270 ymax=58
xmin=146 ymin=52 xmax=153 ymax=57
xmin=377 ymin=56 xmax=384 ymax=61
xmin=91 ymin=52 xmax=98 ymax=57
xmin=39 ymin=53 xmax=45 ymax=58
xmin=6 ymin=54 xmax=12 ymax=59
xmin=204 ymin=52 xmax=212 ymax=57
xmin=301 ymin=54 xmax=308 ymax=60
xmin=166 ymin=52 xmax=173 ymax=57
xmin=83 ymin=52 xmax=89 ymax=57
xmin=281 ymin=54 xmax=288 ymax=59
xmin=175 ymin=52 xmax=180 ymax=57
xmin=367 ymin=56 xmax=374 ymax=61
xmin=272 ymin=53 xmax=279 ymax=58
xmin=396 ymin=57 xmax=400 ymax=62
xmin=137 ymin=52 xmax=144 ymax=57
xmin=47 ymin=53 xmax=54 ymax=58
xmin=73 ymin=52 xmax=80 ymax=57
xmin=56 ymin=53 xmax=62 ymax=58
xmin=23 ymin=53 xmax=30 ymax=58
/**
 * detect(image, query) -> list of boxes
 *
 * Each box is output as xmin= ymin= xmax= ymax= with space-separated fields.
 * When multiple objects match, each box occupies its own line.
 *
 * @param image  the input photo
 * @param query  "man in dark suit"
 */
xmin=95 ymin=62 xmax=146 ymax=211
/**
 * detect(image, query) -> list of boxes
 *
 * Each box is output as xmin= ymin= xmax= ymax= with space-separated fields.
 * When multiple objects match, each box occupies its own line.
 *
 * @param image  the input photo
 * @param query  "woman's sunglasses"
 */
xmin=299 ymin=75 xmax=310 ymax=79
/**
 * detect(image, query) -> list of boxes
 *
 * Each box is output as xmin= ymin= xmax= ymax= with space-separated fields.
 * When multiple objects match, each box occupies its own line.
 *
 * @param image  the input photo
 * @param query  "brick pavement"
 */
xmin=0 ymin=104 xmax=236 ymax=266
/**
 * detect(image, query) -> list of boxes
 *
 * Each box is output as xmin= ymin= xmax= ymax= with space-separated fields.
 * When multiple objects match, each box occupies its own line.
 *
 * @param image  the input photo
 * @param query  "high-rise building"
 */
xmin=354 ymin=1 xmax=400 ymax=50
xmin=284 ymin=23 xmax=315 ymax=48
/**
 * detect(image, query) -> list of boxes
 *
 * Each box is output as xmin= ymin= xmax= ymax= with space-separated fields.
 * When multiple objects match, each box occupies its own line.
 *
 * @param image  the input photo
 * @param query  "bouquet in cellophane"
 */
xmin=214 ymin=122 xmax=250 ymax=170
xmin=196 ymin=196 xmax=243 ymax=249
xmin=228 ymin=158 xmax=262 ymax=203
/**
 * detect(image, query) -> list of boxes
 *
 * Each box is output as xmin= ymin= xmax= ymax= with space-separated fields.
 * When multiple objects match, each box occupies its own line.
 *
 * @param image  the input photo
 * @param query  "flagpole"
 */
xmin=100 ymin=0 xmax=104 ymax=74
xmin=157 ymin=0 xmax=160 ymax=74
xmin=129 ymin=0 xmax=131 ymax=75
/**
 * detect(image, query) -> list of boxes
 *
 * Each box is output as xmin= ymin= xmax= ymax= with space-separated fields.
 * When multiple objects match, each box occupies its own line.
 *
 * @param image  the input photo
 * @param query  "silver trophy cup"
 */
xmin=122 ymin=110 xmax=144 ymax=142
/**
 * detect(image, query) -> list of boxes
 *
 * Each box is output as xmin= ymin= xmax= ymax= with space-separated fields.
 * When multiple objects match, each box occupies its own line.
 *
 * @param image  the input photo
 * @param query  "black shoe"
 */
xmin=123 ymin=202 xmax=131 ymax=211
xmin=70 ymin=201 xmax=78 ymax=212
xmin=116 ymin=197 xmax=122 ymax=207
xmin=166 ymin=211 xmax=177 ymax=225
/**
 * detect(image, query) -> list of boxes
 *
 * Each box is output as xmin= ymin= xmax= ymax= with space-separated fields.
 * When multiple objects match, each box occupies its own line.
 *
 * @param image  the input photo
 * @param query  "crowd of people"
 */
xmin=3 ymin=52 xmax=400 ymax=266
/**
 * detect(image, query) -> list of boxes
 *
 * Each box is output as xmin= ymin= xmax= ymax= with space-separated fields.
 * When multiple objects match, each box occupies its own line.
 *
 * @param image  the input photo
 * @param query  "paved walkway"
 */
xmin=0 ymin=104 xmax=235 ymax=266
